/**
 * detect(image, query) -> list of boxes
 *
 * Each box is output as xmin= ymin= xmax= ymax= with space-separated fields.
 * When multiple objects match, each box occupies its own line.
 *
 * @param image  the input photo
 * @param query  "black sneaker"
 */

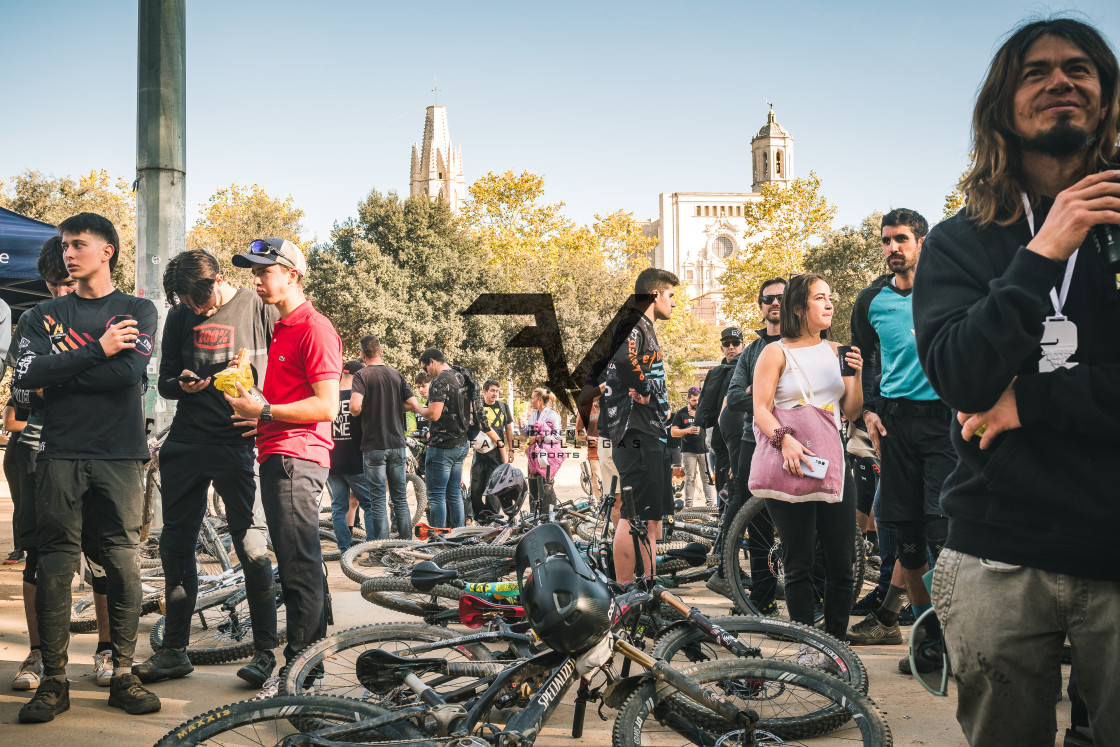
xmin=4 ymin=549 xmax=25 ymax=564
xmin=108 ymin=673 xmax=161 ymax=714
xmin=131 ymin=646 xmax=194 ymax=683
xmin=237 ymin=649 xmax=276 ymax=688
xmin=899 ymin=638 xmax=951 ymax=675
xmin=897 ymin=604 xmax=915 ymax=626
xmin=851 ymin=586 xmax=886 ymax=615
xmin=18 ymin=678 xmax=69 ymax=723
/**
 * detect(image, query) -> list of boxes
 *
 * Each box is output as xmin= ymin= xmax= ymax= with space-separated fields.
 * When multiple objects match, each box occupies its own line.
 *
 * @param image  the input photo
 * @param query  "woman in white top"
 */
xmin=525 ymin=387 xmax=565 ymax=510
xmin=752 ymin=273 xmax=863 ymax=641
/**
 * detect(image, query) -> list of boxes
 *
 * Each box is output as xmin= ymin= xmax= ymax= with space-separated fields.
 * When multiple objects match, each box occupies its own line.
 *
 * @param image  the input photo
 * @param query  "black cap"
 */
xmin=721 ymin=327 xmax=744 ymax=344
xmin=342 ymin=360 xmax=364 ymax=375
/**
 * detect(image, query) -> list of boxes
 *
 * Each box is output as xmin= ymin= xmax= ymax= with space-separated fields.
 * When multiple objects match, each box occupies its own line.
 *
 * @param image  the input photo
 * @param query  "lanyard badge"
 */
xmin=1023 ymin=193 xmax=1079 ymax=372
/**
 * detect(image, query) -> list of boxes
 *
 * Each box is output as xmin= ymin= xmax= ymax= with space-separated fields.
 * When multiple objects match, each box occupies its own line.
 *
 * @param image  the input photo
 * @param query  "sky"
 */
xmin=3 ymin=0 xmax=1120 ymax=244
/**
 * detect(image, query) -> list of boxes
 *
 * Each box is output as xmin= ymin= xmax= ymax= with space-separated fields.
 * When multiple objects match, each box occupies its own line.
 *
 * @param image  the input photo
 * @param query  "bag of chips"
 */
xmin=213 ymin=348 xmax=256 ymax=398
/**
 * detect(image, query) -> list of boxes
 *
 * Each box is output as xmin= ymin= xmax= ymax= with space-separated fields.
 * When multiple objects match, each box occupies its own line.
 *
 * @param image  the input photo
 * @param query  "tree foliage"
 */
xmin=804 ymin=212 xmax=887 ymax=344
xmin=0 ymin=169 xmax=137 ymax=291
xmin=719 ymin=172 xmax=836 ymax=329
xmin=187 ymin=183 xmax=306 ymax=288
xmin=461 ymin=170 xmax=657 ymax=401
xmin=657 ymin=289 xmax=723 ymax=408
xmin=306 ymin=191 xmax=505 ymax=378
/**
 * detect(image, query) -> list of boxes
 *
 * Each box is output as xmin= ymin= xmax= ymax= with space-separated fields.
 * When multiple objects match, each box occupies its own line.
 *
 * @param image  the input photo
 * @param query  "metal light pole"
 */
xmin=136 ymin=0 xmax=185 ymax=527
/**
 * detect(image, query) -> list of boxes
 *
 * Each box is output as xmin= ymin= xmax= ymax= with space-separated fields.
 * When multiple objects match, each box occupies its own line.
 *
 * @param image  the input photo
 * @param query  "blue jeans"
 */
xmin=363 ymin=448 xmax=410 ymax=540
xmin=328 ymin=472 xmax=374 ymax=550
xmin=425 ymin=442 xmax=468 ymax=528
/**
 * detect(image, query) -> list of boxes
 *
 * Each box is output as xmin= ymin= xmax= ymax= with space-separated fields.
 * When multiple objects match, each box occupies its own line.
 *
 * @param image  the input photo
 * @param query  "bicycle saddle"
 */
xmin=663 ymin=542 xmax=710 ymax=568
xmin=355 ymin=649 xmax=448 ymax=693
xmin=410 ymin=560 xmax=459 ymax=591
xmin=459 ymin=594 xmax=525 ymax=628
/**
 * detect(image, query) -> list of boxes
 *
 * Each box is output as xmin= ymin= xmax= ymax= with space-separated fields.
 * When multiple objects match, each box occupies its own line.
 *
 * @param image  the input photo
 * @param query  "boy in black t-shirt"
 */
xmin=416 ymin=348 xmax=469 ymax=528
xmin=469 ymin=379 xmax=514 ymax=523
xmin=670 ymin=387 xmax=715 ymax=507
xmin=15 ymin=213 xmax=160 ymax=722
xmin=328 ymin=360 xmax=374 ymax=548
xmin=132 ymin=249 xmax=280 ymax=690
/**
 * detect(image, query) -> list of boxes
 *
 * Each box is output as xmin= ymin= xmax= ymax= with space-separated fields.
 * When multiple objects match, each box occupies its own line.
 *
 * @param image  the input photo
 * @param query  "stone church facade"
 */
xmin=410 ymin=105 xmax=466 ymax=215
xmin=645 ymin=107 xmax=795 ymax=324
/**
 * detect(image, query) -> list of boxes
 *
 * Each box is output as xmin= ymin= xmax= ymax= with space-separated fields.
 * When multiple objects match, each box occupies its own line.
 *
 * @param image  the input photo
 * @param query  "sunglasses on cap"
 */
xmin=248 ymin=239 xmax=281 ymax=256
xmin=688 ymin=387 xmax=700 ymax=395
xmin=760 ymin=293 xmax=784 ymax=304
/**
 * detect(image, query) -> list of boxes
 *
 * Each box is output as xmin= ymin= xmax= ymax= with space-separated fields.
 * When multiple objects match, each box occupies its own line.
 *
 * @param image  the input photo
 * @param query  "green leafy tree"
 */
xmin=306 ymin=191 xmax=505 ymax=379
xmin=0 ymin=169 xmax=137 ymax=291
xmin=804 ymin=212 xmax=887 ymax=344
xmin=657 ymin=289 xmax=723 ymax=408
xmin=187 ymin=183 xmax=307 ymax=288
xmin=719 ymin=171 xmax=837 ymax=330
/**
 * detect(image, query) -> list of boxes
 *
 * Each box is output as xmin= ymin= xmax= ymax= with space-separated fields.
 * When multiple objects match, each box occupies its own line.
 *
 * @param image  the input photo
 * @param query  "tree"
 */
xmin=804 ymin=212 xmax=887 ymax=344
xmin=719 ymin=171 xmax=837 ymax=330
xmin=657 ymin=289 xmax=723 ymax=408
xmin=0 ymin=169 xmax=136 ymax=291
xmin=306 ymin=191 xmax=506 ymax=378
xmin=187 ymin=183 xmax=307 ymax=287
xmin=943 ymin=162 xmax=972 ymax=221
xmin=460 ymin=171 xmax=655 ymax=403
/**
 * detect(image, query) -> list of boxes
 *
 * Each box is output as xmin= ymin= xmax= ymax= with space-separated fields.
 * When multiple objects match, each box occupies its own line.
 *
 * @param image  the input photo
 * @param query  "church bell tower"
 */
xmin=751 ymin=105 xmax=794 ymax=192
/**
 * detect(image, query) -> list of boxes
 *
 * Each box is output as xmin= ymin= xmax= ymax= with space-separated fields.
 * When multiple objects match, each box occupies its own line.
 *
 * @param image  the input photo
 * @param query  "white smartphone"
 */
xmin=801 ymin=457 xmax=829 ymax=479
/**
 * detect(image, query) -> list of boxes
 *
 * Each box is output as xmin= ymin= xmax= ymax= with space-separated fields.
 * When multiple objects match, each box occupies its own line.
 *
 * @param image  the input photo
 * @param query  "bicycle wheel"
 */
xmin=359 ymin=577 xmax=464 ymax=619
xmin=340 ymin=540 xmax=425 ymax=584
xmin=613 ymin=659 xmax=892 ymax=747
xmin=279 ymin=622 xmax=495 ymax=701
xmin=581 ymin=460 xmax=594 ymax=497
xmin=153 ymin=694 xmax=424 ymax=746
xmin=720 ymin=496 xmax=770 ymax=616
xmin=407 ymin=473 xmax=428 ymax=529
xmin=150 ymin=586 xmax=288 ymax=664
xmin=651 ymin=615 xmax=868 ymax=693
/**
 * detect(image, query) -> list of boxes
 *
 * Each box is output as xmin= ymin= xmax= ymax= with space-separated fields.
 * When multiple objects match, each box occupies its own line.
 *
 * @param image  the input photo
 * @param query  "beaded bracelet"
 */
xmin=770 ymin=426 xmax=795 ymax=451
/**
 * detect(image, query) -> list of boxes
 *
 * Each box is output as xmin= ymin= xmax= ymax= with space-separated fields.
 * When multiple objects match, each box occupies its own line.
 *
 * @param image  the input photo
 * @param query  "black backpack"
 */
xmin=451 ymin=364 xmax=486 ymax=436
xmin=695 ymin=363 xmax=731 ymax=429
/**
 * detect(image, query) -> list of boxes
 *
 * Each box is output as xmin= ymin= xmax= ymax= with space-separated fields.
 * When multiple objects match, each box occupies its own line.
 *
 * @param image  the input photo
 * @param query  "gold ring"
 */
xmin=974 ymin=423 xmax=989 ymax=437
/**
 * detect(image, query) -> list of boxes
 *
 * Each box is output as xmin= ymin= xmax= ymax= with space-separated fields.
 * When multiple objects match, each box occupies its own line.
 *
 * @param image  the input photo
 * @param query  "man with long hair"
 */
xmin=914 ymin=18 xmax=1120 ymax=745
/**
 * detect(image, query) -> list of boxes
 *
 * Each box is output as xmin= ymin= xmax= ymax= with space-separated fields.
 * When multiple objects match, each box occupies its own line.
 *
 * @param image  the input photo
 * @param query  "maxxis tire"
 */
xmin=279 ymin=622 xmax=494 ymax=700
xmin=720 ymin=495 xmax=771 ymax=616
xmin=431 ymin=544 xmax=514 ymax=567
xmin=359 ymin=577 xmax=464 ymax=619
xmin=651 ymin=615 xmax=868 ymax=694
xmin=407 ymin=473 xmax=428 ymax=528
xmin=612 ymin=659 xmax=891 ymax=747
xmin=153 ymin=694 xmax=426 ymax=747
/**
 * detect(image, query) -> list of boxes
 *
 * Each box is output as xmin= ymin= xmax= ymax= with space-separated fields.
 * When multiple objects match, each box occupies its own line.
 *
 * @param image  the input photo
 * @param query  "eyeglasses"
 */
xmin=248 ymin=239 xmax=280 ymax=256
xmin=760 ymin=294 xmax=784 ymax=305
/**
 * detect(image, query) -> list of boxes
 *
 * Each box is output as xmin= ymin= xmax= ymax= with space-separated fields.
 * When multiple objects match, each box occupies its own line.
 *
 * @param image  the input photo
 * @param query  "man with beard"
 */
xmin=913 ymin=18 xmax=1120 ymax=745
xmin=846 ymin=209 xmax=953 ymax=672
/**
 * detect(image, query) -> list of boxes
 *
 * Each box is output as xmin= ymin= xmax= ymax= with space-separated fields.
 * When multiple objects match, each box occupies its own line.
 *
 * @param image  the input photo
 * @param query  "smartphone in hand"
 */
xmin=837 ymin=345 xmax=856 ymax=376
xmin=178 ymin=373 xmax=203 ymax=383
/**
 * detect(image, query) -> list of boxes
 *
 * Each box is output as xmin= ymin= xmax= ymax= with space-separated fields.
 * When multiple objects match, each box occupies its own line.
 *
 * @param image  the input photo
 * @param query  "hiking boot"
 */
xmin=4 ymin=549 xmax=25 ymax=564
xmin=752 ymin=599 xmax=780 ymax=617
xmin=93 ymin=650 xmax=114 ymax=687
xmin=237 ymin=649 xmax=276 ymax=688
xmin=108 ymin=673 xmax=161 ymax=714
xmin=18 ymin=677 xmax=69 ymax=723
xmin=131 ymin=646 xmax=193 ymax=683
xmin=254 ymin=674 xmax=281 ymax=700
xmin=899 ymin=638 xmax=951 ymax=675
xmin=706 ymin=573 xmax=732 ymax=598
xmin=851 ymin=586 xmax=886 ymax=615
xmin=12 ymin=649 xmax=43 ymax=691
xmin=847 ymin=613 xmax=902 ymax=645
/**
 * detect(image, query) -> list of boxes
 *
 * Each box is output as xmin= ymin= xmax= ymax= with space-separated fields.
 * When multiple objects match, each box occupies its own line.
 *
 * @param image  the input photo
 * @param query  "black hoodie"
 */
xmin=913 ymin=201 xmax=1120 ymax=581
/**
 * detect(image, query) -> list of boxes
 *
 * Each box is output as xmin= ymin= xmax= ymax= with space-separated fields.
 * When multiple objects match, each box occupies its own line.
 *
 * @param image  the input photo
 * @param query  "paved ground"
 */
xmin=0 ymin=450 xmax=1071 ymax=745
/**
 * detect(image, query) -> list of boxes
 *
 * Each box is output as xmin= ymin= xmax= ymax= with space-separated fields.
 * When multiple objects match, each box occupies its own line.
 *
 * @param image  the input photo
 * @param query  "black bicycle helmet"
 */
xmin=484 ymin=463 xmax=527 ymax=519
xmin=516 ymin=523 xmax=613 ymax=654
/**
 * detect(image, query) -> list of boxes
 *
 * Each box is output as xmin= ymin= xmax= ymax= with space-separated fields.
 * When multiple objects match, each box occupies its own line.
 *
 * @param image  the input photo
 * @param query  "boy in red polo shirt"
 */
xmin=225 ymin=238 xmax=341 ymax=695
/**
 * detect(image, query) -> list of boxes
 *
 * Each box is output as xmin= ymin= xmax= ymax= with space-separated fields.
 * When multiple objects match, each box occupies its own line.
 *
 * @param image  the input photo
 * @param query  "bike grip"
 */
xmin=609 ymin=476 xmax=618 ymax=496
xmin=622 ymin=486 xmax=636 ymax=521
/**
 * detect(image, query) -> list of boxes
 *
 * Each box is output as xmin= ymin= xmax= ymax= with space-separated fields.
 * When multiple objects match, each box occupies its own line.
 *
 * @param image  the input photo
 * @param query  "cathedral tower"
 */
xmin=751 ymin=106 xmax=794 ymax=192
xmin=410 ymin=105 xmax=466 ymax=215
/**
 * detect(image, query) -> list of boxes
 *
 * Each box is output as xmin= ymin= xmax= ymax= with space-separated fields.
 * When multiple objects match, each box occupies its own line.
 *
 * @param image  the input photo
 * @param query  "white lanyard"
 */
xmin=1022 ymin=192 xmax=1077 ymax=317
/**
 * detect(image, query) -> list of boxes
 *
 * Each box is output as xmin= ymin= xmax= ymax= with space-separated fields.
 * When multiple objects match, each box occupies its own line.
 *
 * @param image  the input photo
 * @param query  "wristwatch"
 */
xmin=260 ymin=404 xmax=273 ymax=423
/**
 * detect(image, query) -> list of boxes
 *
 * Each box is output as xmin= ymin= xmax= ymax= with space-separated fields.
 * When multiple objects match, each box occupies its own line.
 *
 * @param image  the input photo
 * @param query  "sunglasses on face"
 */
xmin=760 ymin=294 xmax=784 ymax=304
xmin=721 ymin=340 xmax=742 ymax=348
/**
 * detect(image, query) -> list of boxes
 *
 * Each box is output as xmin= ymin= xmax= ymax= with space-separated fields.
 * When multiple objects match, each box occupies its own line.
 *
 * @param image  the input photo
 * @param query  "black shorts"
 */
xmin=850 ymin=455 xmax=880 ymax=516
xmin=877 ymin=401 xmax=955 ymax=524
xmin=613 ymin=430 xmax=673 ymax=522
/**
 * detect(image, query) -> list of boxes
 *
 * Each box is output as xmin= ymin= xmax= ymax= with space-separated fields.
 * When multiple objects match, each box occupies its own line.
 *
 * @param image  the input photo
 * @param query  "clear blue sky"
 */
xmin=3 ymin=1 xmax=1119 ymax=243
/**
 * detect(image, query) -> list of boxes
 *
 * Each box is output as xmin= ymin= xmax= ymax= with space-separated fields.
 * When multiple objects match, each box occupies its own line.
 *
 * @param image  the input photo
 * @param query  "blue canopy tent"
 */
xmin=0 ymin=206 xmax=55 ymax=319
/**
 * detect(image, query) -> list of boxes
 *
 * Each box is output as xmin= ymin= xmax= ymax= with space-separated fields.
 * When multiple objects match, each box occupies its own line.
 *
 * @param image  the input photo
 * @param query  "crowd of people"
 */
xmin=1 ymin=15 xmax=1117 ymax=746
